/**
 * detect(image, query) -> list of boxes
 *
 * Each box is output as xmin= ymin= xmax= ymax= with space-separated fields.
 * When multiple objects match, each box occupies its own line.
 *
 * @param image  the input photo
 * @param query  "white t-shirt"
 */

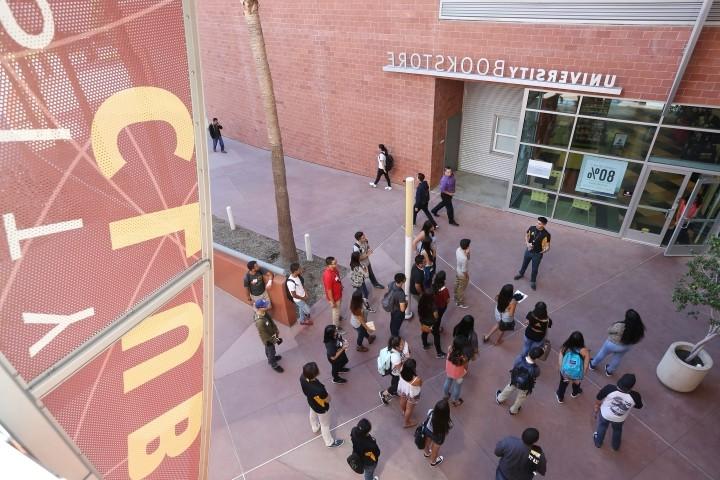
xmin=456 ymin=247 xmax=468 ymax=273
xmin=377 ymin=152 xmax=386 ymax=170
xmin=287 ymin=274 xmax=305 ymax=303
xmin=600 ymin=390 xmax=639 ymax=422
xmin=390 ymin=341 xmax=410 ymax=376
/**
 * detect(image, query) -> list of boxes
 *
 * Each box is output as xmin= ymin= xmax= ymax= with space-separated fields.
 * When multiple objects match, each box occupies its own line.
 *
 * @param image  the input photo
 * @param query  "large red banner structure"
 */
xmin=1 ymin=1 xmax=212 ymax=478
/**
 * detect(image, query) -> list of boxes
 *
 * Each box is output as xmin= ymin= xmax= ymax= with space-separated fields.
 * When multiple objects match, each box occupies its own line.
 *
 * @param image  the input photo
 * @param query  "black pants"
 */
xmin=519 ymin=250 xmax=543 ymax=283
xmin=421 ymin=321 xmax=443 ymax=355
xmin=556 ymin=374 xmax=582 ymax=401
xmin=367 ymin=262 xmax=380 ymax=286
xmin=390 ymin=310 xmax=404 ymax=337
xmin=330 ymin=352 xmax=349 ymax=380
xmin=388 ymin=373 xmax=400 ymax=395
xmin=373 ymin=168 xmax=391 ymax=186
xmin=413 ymin=202 xmax=437 ymax=227
xmin=431 ymin=193 xmax=455 ymax=222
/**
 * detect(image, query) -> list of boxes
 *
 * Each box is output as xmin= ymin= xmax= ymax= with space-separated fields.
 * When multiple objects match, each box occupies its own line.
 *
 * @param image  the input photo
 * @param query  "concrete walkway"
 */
xmin=208 ymin=138 xmax=720 ymax=480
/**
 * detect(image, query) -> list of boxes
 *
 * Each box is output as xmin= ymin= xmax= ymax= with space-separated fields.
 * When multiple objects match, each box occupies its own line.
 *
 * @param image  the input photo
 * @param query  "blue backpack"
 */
xmin=561 ymin=349 xmax=584 ymax=380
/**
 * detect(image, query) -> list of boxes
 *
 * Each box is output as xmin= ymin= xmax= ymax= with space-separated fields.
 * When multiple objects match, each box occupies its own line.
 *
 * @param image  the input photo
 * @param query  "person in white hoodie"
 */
xmin=369 ymin=144 xmax=392 ymax=190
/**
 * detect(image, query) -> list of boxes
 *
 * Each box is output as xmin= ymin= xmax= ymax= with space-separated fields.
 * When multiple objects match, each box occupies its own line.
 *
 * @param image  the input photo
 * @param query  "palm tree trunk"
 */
xmin=242 ymin=0 xmax=298 ymax=264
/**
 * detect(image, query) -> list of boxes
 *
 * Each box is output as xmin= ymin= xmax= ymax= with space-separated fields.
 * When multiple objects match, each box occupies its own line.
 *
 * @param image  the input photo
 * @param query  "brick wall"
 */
xmin=197 ymin=1 xmax=720 ymax=179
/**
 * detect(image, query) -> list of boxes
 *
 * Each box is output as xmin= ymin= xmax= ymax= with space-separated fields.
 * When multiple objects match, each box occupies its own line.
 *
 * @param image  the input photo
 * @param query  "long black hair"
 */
xmin=497 ymin=283 xmax=514 ymax=313
xmin=349 ymin=292 xmax=364 ymax=316
xmin=400 ymin=358 xmax=417 ymax=382
xmin=561 ymin=331 xmax=585 ymax=353
xmin=353 ymin=418 xmax=372 ymax=437
xmin=448 ymin=336 xmax=467 ymax=366
xmin=350 ymin=251 xmax=361 ymax=270
xmin=323 ymin=325 xmax=338 ymax=343
xmin=620 ymin=309 xmax=645 ymax=345
xmin=432 ymin=270 xmax=446 ymax=294
xmin=421 ymin=238 xmax=434 ymax=262
xmin=421 ymin=220 xmax=435 ymax=240
xmin=417 ymin=293 xmax=435 ymax=320
xmin=387 ymin=336 xmax=402 ymax=351
xmin=453 ymin=315 xmax=475 ymax=338
xmin=431 ymin=399 xmax=451 ymax=436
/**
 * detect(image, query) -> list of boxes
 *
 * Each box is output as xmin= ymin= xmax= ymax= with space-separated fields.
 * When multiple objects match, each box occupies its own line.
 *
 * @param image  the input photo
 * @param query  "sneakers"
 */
xmin=605 ymin=365 xmax=613 ymax=377
xmin=379 ymin=390 xmax=389 ymax=405
xmin=495 ymin=389 xmax=503 ymax=405
xmin=436 ymin=351 xmax=447 ymax=359
xmin=432 ymin=211 xmax=440 ymax=217
xmin=373 ymin=283 xmax=384 ymax=289
xmin=368 ymin=335 xmax=376 ymax=344
xmin=431 ymin=456 xmax=444 ymax=466
xmin=356 ymin=345 xmax=369 ymax=352
xmin=369 ymin=182 xmax=377 ymax=188
xmin=328 ymin=439 xmax=344 ymax=448
xmin=588 ymin=359 xmax=596 ymax=371
xmin=339 ymin=367 xmax=350 ymax=373
xmin=332 ymin=377 xmax=348 ymax=384
xmin=273 ymin=355 xmax=282 ymax=361
xmin=272 ymin=365 xmax=284 ymax=373
xmin=422 ymin=344 xmax=432 ymax=351
xmin=456 ymin=303 xmax=469 ymax=309
xmin=513 ymin=274 xmax=523 ymax=280
xmin=571 ymin=387 xmax=583 ymax=398
xmin=593 ymin=432 xmax=601 ymax=448
xmin=530 ymin=282 xmax=537 ymax=291
xmin=449 ymin=221 xmax=459 ymax=226
xmin=509 ymin=406 xmax=522 ymax=415
xmin=556 ymin=393 xmax=564 ymax=404
xmin=385 ymin=186 xmax=392 ymax=190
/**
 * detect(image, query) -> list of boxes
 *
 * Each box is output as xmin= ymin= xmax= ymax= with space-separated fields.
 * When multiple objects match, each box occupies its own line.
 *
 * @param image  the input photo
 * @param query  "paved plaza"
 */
xmin=207 ymin=139 xmax=720 ymax=480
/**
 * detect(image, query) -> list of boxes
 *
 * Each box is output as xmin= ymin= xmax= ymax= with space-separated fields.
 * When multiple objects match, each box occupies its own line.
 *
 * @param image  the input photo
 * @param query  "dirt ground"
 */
xmin=212 ymin=215 xmax=347 ymax=306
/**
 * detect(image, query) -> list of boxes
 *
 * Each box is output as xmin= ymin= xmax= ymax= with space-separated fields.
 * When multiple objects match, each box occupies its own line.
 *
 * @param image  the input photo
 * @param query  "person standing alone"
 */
xmin=431 ymin=167 xmax=459 ymax=226
xmin=208 ymin=117 xmax=226 ymax=153
xmin=514 ymin=217 xmax=551 ymax=291
xmin=413 ymin=173 xmax=437 ymax=227
xmin=369 ymin=144 xmax=392 ymax=190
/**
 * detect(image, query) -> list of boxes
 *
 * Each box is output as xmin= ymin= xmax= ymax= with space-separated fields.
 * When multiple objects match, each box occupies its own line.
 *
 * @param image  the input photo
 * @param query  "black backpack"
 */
xmin=384 ymin=153 xmax=394 ymax=171
xmin=284 ymin=275 xmax=304 ymax=301
xmin=510 ymin=365 xmax=534 ymax=391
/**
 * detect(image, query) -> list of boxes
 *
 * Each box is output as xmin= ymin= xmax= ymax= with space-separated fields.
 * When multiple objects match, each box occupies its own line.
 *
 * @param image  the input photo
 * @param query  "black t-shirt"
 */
xmin=244 ymin=269 xmax=267 ymax=296
xmin=351 ymin=428 xmax=381 ymax=465
xmin=410 ymin=266 xmax=425 ymax=295
xmin=325 ymin=338 xmax=343 ymax=362
xmin=300 ymin=376 xmax=330 ymax=413
xmin=525 ymin=312 xmax=552 ymax=342
xmin=527 ymin=226 xmax=551 ymax=253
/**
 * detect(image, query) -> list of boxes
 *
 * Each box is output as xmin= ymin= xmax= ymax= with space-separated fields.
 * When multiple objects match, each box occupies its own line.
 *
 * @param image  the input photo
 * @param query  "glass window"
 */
xmin=571 ymin=118 xmax=655 ymax=161
xmin=514 ymin=145 xmax=567 ymax=192
xmin=527 ymin=91 xmax=579 ymax=114
xmin=663 ymin=105 xmax=720 ymax=130
xmin=493 ymin=116 xmax=518 ymax=155
xmin=650 ymin=128 xmax=720 ymax=172
xmin=554 ymin=196 xmax=627 ymax=233
xmin=509 ymin=187 xmax=557 ymax=216
xmin=560 ymin=153 xmax=641 ymax=206
xmin=521 ymin=111 xmax=573 ymax=148
xmin=579 ymin=97 xmax=663 ymax=123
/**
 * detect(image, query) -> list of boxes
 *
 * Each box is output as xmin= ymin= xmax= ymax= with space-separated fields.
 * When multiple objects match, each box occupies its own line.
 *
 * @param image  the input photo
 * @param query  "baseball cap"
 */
xmin=254 ymin=299 xmax=270 ymax=309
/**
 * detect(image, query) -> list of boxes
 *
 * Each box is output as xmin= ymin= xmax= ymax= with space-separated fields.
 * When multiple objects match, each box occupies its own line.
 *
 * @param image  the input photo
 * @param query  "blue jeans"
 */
xmin=295 ymin=300 xmax=311 ymax=323
xmin=212 ymin=136 xmax=225 ymax=151
xmin=590 ymin=339 xmax=631 ymax=374
xmin=389 ymin=310 xmax=404 ymax=337
xmin=355 ymin=325 xmax=369 ymax=346
xmin=519 ymin=250 xmax=543 ymax=282
xmin=595 ymin=414 xmax=624 ymax=450
xmin=442 ymin=376 xmax=463 ymax=401
xmin=363 ymin=462 xmax=376 ymax=480
xmin=518 ymin=336 xmax=545 ymax=363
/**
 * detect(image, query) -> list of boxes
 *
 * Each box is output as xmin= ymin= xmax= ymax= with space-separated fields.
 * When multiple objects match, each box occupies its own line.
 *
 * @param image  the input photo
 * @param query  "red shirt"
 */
xmin=323 ymin=267 xmax=343 ymax=301
xmin=434 ymin=287 xmax=450 ymax=309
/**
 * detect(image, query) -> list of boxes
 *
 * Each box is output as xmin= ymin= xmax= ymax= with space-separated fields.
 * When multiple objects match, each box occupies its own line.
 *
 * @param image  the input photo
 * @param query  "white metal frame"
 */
xmin=491 ymin=114 xmax=519 ymax=155
xmin=665 ymin=174 xmax=720 ymax=255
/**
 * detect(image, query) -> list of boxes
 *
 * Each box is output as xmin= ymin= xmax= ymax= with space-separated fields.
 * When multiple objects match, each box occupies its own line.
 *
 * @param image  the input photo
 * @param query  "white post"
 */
xmin=225 ymin=206 xmax=236 ymax=230
xmin=304 ymin=233 xmax=312 ymax=261
xmin=404 ymin=176 xmax=414 ymax=320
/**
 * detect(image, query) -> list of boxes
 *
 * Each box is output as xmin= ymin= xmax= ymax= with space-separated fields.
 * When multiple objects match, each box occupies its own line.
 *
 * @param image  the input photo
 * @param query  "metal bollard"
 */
xmin=226 ymin=206 xmax=236 ymax=230
xmin=304 ymin=233 xmax=312 ymax=261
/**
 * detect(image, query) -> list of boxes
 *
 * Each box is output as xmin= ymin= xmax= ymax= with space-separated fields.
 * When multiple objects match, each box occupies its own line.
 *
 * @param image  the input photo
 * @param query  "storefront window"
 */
xmin=526 ymin=91 xmax=579 ymax=114
xmin=663 ymin=105 xmax=720 ymax=130
xmin=579 ymin=97 xmax=663 ymax=123
xmin=571 ymin=118 xmax=655 ymax=161
xmin=554 ymin=196 xmax=627 ymax=233
xmin=514 ymin=145 xmax=566 ymax=191
xmin=521 ymin=111 xmax=573 ymax=148
xmin=560 ymin=153 xmax=641 ymax=206
xmin=509 ymin=186 xmax=557 ymax=216
xmin=650 ymin=128 xmax=720 ymax=172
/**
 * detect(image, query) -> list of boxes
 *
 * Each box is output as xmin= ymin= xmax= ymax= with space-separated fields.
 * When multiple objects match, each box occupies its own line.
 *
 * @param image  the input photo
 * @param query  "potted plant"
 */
xmin=657 ymin=237 xmax=720 ymax=392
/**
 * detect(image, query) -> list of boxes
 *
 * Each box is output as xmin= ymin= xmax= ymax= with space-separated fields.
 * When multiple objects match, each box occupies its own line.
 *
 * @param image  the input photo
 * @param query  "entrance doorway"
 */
xmin=665 ymin=175 xmax=720 ymax=255
xmin=623 ymin=166 xmax=691 ymax=245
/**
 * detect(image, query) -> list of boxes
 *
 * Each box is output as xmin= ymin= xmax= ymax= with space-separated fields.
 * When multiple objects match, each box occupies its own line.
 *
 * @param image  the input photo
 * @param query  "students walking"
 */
xmin=253 ymin=299 xmax=283 ymax=373
xmin=350 ymin=292 xmax=376 ymax=352
xmin=589 ymin=309 xmax=645 ymax=376
xmin=322 ymin=256 xmax=344 ymax=329
xmin=299 ymin=362 xmax=344 ymax=448
xmin=514 ymin=216 xmax=551 ymax=291
xmin=379 ymin=336 xmax=410 ymax=404
xmin=454 ymin=238 xmax=471 ymax=308
xmin=453 ymin=315 xmax=479 ymax=362
xmin=556 ymin=331 xmax=590 ymax=403
xmin=287 ymin=263 xmax=313 ymax=325
xmin=496 ymin=347 xmax=543 ymax=415
xmin=351 ymin=419 xmax=381 ymax=480
xmin=484 ymin=284 xmax=518 ymax=345
xmin=387 ymin=273 xmax=408 ymax=337
xmin=518 ymin=302 xmax=552 ymax=360
xmin=418 ymin=293 xmax=446 ymax=359
xmin=353 ymin=231 xmax=384 ymax=289
xmin=413 ymin=173 xmax=437 ymax=227
xmin=208 ymin=117 xmax=226 ymax=153
xmin=495 ymin=428 xmax=547 ymax=480
xmin=593 ymin=374 xmax=643 ymax=451
xmin=350 ymin=251 xmax=375 ymax=312
xmin=443 ymin=336 xmax=469 ymax=407
xmin=422 ymin=399 xmax=452 ymax=466
xmin=324 ymin=325 xmax=350 ymax=384
xmin=431 ymin=167 xmax=459 ymax=226
xmin=397 ymin=358 xmax=422 ymax=428
xmin=369 ymin=144 xmax=392 ymax=190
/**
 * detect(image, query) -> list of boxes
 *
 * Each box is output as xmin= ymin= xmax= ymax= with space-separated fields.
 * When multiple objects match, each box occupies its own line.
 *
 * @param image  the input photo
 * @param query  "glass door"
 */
xmin=624 ymin=166 xmax=691 ymax=245
xmin=665 ymin=175 xmax=720 ymax=256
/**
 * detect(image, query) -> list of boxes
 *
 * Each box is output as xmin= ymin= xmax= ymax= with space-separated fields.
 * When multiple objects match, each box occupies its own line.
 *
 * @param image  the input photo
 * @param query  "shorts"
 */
xmin=423 ymin=426 xmax=446 ymax=445
xmin=498 ymin=320 xmax=516 ymax=332
xmin=399 ymin=392 xmax=420 ymax=404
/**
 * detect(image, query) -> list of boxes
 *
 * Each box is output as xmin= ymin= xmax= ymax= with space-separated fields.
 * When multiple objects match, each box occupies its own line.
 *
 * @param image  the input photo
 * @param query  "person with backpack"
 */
xmin=431 ymin=166 xmax=459 ymax=226
xmin=413 ymin=173 xmax=437 ymax=228
xmin=353 ymin=231 xmax=384 ymax=289
xmin=253 ymin=299 xmax=283 ymax=373
xmin=299 ymin=362 xmax=344 ymax=448
xmin=452 ymin=315 xmax=479 ymax=362
xmin=384 ymin=273 xmax=408 ymax=337
xmin=322 ymin=256 xmax=344 ymax=331
xmin=397 ymin=358 xmax=422 ymax=428
xmin=593 ymin=373 xmax=643 ymax=451
xmin=484 ymin=284 xmax=518 ymax=345
xmin=287 ymin=263 xmax=313 ymax=326
xmin=350 ymin=292 xmax=375 ymax=352
xmin=324 ymin=325 xmax=350 ymax=384
xmin=496 ymin=347 xmax=544 ymax=415
xmin=379 ymin=336 xmax=410 ymax=404
xmin=589 ymin=309 xmax=645 ymax=377
xmin=369 ymin=144 xmax=392 ymax=190
xmin=244 ymin=260 xmax=274 ymax=310
xmin=350 ymin=251 xmax=375 ymax=313
xmin=518 ymin=302 xmax=552 ymax=361
xmin=418 ymin=293 xmax=445 ymax=359
xmin=432 ymin=271 xmax=450 ymax=333
xmin=350 ymin=418 xmax=380 ymax=480
xmin=442 ymin=336 xmax=469 ymax=407
xmin=494 ymin=427 xmax=547 ymax=480
xmin=556 ymin=331 xmax=590 ymax=403
xmin=422 ymin=399 xmax=452 ymax=466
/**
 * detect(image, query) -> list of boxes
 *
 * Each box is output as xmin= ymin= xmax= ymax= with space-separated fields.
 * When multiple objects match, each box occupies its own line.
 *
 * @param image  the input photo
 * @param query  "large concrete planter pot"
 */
xmin=656 ymin=341 xmax=713 ymax=393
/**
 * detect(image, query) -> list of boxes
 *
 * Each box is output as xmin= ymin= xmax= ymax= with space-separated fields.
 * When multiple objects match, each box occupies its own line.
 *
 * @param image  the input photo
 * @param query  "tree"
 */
xmin=242 ymin=0 xmax=298 ymax=264
xmin=672 ymin=236 xmax=720 ymax=363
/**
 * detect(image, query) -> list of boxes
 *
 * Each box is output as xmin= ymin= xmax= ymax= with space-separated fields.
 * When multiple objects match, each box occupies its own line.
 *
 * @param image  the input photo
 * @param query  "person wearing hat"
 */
xmin=254 ymin=299 xmax=284 ymax=373
xmin=593 ymin=373 xmax=643 ymax=450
